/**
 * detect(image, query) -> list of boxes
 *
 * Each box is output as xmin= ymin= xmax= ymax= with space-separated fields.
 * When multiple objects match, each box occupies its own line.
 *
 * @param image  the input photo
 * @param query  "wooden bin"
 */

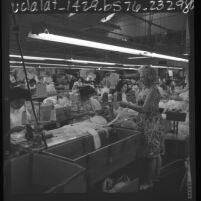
xmin=6 ymin=153 xmax=86 ymax=193
xmin=43 ymin=128 xmax=142 ymax=185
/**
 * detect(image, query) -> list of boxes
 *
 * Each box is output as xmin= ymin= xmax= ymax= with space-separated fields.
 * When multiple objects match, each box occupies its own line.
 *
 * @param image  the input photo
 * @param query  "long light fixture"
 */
xmin=104 ymin=66 xmax=138 ymax=70
xmin=10 ymin=65 xmax=37 ymax=69
xmin=28 ymin=32 xmax=188 ymax=63
xmin=10 ymin=54 xmax=64 ymax=61
xmin=150 ymin=65 xmax=183 ymax=69
xmin=10 ymin=65 xmax=94 ymax=70
xmin=10 ymin=61 xmax=71 ymax=67
xmin=123 ymin=68 xmax=138 ymax=70
xmin=123 ymin=64 xmax=183 ymax=69
xmin=68 ymin=59 xmax=117 ymax=65
xmin=9 ymin=61 xmax=103 ymax=69
xmin=128 ymin=56 xmax=150 ymax=59
xmin=10 ymin=54 xmax=186 ymax=69
xmin=10 ymin=60 xmax=183 ymax=70
xmin=10 ymin=54 xmax=117 ymax=66
xmin=123 ymin=64 xmax=143 ymax=67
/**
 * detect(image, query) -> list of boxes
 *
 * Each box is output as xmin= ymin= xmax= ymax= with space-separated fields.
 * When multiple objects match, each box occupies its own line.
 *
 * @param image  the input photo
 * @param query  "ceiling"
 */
xmin=9 ymin=13 xmax=189 ymax=70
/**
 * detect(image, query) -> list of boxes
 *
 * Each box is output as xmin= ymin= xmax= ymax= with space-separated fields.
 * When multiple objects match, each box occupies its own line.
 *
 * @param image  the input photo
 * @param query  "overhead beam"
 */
xmin=128 ymin=13 xmax=174 ymax=33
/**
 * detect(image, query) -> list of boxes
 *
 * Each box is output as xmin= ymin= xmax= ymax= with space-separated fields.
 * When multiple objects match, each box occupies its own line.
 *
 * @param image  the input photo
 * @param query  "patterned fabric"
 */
xmin=136 ymin=85 xmax=165 ymax=158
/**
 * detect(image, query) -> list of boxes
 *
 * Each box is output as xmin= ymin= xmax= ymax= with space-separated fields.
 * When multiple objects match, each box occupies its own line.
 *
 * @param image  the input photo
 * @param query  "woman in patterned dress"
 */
xmin=120 ymin=66 xmax=165 ymax=190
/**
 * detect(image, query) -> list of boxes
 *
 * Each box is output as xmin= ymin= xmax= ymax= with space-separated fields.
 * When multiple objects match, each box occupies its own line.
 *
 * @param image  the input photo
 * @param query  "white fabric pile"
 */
xmin=48 ymin=116 xmax=108 ymax=149
xmin=115 ymin=107 xmax=138 ymax=118
xmin=159 ymin=100 xmax=189 ymax=137
xmin=178 ymin=123 xmax=189 ymax=136
xmin=56 ymin=96 xmax=72 ymax=108
xmin=179 ymin=91 xmax=189 ymax=102
xmin=159 ymin=100 xmax=188 ymax=112
xmin=46 ymin=83 xmax=57 ymax=95
xmin=107 ymin=107 xmax=138 ymax=129
xmin=10 ymin=129 xmax=27 ymax=144
xmin=43 ymin=96 xmax=57 ymax=105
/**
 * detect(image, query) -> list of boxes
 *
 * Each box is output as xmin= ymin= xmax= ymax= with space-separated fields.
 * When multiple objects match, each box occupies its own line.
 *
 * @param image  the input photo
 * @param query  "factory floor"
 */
xmin=89 ymin=154 xmax=188 ymax=200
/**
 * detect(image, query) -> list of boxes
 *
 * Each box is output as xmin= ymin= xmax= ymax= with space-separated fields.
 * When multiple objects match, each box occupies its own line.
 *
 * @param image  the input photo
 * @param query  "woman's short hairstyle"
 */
xmin=29 ymin=79 xmax=36 ymax=86
xmin=116 ymin=80 xmax=128 ymax=92
xmin=138 ymin=66 xmax=157 ymax=85
xmin=79 ymin=85 xmax=96 ymax=100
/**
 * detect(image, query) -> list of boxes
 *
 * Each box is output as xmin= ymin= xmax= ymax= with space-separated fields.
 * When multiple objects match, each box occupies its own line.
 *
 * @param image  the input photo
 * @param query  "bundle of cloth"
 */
xmin=179 ymin=91 xmax=189 ymax=102
xmin=43 ymin=95 xmax=72 ymax=108
xmin=107 ymin=107 xmax=138 ymax=129
xmin=43 ymin=96 xmax=57 ymax=105
xmin=159 ymin=100 xmax=188 ymax=112
xmin=159 ymin=99 xmax=189 ymax=137
xmin=46 ymin=83 xmax=57 ymax=96
xmin=47 ymin=115 xmax=108 ymax=149
xmin=10 ymin=129 xmax=27 ymax=144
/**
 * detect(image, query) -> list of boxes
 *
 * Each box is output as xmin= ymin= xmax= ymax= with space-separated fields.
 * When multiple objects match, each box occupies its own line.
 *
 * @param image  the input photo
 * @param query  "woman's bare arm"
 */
xmin=120 ymin=87 xmax=158 ymax=113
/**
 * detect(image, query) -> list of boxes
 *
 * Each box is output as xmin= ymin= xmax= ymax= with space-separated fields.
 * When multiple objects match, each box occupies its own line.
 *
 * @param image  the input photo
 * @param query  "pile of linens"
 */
xmin=47 ymin=115 xmax=108 ymax=149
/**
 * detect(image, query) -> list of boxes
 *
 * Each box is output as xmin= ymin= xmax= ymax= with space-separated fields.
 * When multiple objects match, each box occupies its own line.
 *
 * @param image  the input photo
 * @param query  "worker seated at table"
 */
xmin=72 ymin=77 xmax=83 ymax=92
xmin=73 ymin=86 xmax=106 ymax=122
xmin=9 ymin=87 xmax=32 ymax=133
xmin=112 ymin=80 xmax=129 ymax=115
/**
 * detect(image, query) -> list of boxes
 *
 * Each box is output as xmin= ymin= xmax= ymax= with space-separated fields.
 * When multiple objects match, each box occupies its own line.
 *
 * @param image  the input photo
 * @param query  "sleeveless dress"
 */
xmin=136 ymin=85 xmax=165 ymax=158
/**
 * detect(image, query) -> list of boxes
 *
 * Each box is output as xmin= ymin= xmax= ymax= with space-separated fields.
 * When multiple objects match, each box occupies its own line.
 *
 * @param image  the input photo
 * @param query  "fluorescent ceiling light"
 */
xmin=10 ymin=55 xmax=117 ymax=65
xmin=10 ymin=57 xmax=183 ymax=70
xmin=10 ymin=65 xmax=91 ymax=70
xmin=102 ymin=70 xmax=116 ymax=71
xmin=101 ymin=13 xmax=116 ymax=23
xmin=123 ymin=68 xmax=138 ymax=70
xmin=104 ymin=66 xmax=138 ymax=70
xmin=10 ymin=61 xmax=23 ymax=64
xmin=128 ymin=56 xmax=150 ymax=59
xmin=10 ymin=65 xmax=37 ymax=69
xmin=68 ymin=59 xmax=117 ymax=65
xmin=123 ymin=64 xmax=143 ymax=67
xmin=10 ymin=61 xmax=70 ymax=67
xmin=28 ymin=33 xmax=146 ymax=55
xmin=28 ymin=32 xmax=188 ymax=63
xmin=146 ymin=53 xmax=188 ymax=62
xmin=10 ymin=54 xmax=64 ymax=61
xmin=105 ymin=66 xmax=122 ymax=69
xmin=10 ymin=63 xmax=182 ymax=70
xmin=10 ymin=60 xmax=102 ymax=68
xmin=151 ymin=65 xmax=183 ymax=69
